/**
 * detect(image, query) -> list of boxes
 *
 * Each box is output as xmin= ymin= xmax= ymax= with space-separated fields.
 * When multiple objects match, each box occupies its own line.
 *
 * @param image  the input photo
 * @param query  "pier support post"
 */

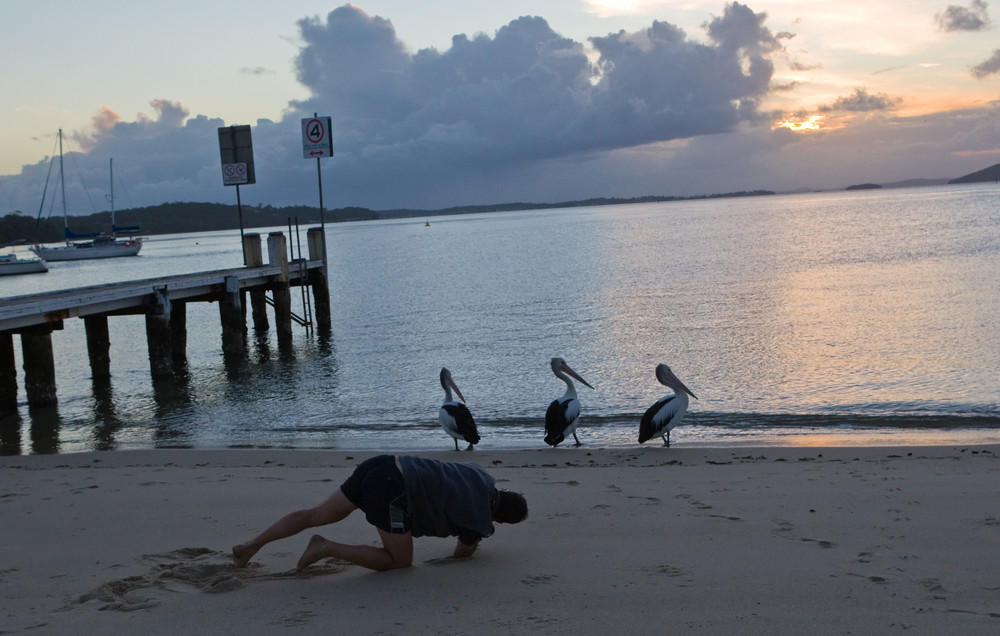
xmin=20 ymin=326 xmax=57 ymax=407
xmin=170 ymin=301 xmax=188 ymax=365
xmin=145 ymin=287 xmax=173 ymax=380
xmin=84 ymin=315 xmax=111 ymax=381
xmin=220 ymin=275 xmax=245 ymax=356
xmin=1 ymin=333 xmax=16 ymax=415
xmin=244 ymin=233 xmax=269 ymax=331
xmin=268 ymin=232 xmax=293 ymax=346
xmin=307 ymin=227 xmax=331 ymax=332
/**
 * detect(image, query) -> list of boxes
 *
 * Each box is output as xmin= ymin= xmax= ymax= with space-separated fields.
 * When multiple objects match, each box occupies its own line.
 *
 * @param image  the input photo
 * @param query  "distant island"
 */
xmin=844 ymin=162 xmax=1000 ymax=191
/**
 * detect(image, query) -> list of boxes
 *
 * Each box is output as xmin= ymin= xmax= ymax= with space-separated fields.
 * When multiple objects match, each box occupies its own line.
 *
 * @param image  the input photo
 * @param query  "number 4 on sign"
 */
xmin=302 ymin=116 xmax=334 ymax=159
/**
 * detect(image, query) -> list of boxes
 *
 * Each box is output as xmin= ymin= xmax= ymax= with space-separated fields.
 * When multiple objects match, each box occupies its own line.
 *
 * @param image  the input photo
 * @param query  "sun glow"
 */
xmin=583 ymin=1 xmax=648 ymax=17
xmin=774 ymin=115 xmax=825 ymax=132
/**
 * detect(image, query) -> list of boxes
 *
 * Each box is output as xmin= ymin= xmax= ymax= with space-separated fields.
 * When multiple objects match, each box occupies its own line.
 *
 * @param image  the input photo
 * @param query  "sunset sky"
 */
xmin=1 ymin=1 xmax=998 ymax=213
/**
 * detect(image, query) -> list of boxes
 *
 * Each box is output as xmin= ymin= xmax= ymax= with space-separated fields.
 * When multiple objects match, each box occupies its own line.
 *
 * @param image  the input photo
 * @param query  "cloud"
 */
xmin=1 ymin=2 xmax=788 ymax=211
xmin=288 ymin=3 xmax=783 ymax=169
xmin=935 ymin=0 xmax=993 ymax=32
xmin=2 ymin=3 xmax=996 ymax=216
xmin=818 ymin=88 xmax=902 ymax=112
xmin=971 ymin=48 xmax=1000 ymax=77
xmin=240 ymin=66 xmax=274 ymax=76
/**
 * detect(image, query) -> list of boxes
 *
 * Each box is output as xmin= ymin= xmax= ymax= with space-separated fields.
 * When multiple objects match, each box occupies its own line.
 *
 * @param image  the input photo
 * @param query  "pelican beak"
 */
xmin=448 ymin=378 xmax=466 ymax=403
xmin=668 ymin=370 xmax=698 ymax=399
xmin=562 ymin=363 xmax=594 ymax=390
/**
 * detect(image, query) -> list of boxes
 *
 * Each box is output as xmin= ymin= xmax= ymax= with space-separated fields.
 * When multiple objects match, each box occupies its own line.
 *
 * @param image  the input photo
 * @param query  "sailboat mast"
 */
xmin=109 ymin=157 xmax=116 ymax=234
xmin=58 ymin=129 xmax=68 ymax=238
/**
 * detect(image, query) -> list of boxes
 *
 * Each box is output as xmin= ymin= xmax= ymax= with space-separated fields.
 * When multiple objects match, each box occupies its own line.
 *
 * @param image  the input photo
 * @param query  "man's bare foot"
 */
xmin=296 ymin=534 xmax=331 ymax=571
xmin=232 ymin=543 xmax=258 ymax=568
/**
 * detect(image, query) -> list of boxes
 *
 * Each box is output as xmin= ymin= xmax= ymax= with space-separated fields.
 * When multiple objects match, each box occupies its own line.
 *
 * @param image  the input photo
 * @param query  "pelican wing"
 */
xmin=638 ymin=395 xmax=682 ymax=444
xmin=440 ymin=402 xmax=480 ymax=444
xmin=545 ymin=398 xmax=579 ymax=445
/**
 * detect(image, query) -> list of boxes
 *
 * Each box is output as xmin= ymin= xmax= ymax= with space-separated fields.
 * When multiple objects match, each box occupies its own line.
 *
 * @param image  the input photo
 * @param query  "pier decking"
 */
xmin=1 ymin=230 xmax=330 ymax=413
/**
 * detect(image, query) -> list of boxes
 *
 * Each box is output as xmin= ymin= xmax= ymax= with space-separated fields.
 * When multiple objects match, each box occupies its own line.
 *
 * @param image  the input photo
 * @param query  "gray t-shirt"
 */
xmin=398 ymin=456 xmax=496 ymax=544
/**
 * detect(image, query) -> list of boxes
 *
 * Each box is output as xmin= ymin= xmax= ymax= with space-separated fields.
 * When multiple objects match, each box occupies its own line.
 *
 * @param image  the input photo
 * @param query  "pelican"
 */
xmin=544 ymin=357 xmax=594 ymax=447
xmin=638 ymin=363 xmax=698 ymax=447
xmin=438 ymin=368 xmax=480 ymax=450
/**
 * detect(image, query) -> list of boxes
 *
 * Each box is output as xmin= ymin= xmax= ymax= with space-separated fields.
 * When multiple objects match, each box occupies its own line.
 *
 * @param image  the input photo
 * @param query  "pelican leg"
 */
xmin=465 ymin=442 xmax=475 ymax=451
xmin=662 ymin=431 xmax=671 ymax=447
xmin=572 ymin=432 xmax=582 ymax=447
xmin=453 ymin=438 xmax=460 ymax=451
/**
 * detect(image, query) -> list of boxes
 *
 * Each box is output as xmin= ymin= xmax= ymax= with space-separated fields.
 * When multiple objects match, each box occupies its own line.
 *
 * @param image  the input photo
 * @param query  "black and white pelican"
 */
xmin=438 ymin=367 xmax=480 ymax=450
xmin=544 ymin=357 xmax=594 ymax=447
xmin=638 ymin=363 xmax=698 ymax=447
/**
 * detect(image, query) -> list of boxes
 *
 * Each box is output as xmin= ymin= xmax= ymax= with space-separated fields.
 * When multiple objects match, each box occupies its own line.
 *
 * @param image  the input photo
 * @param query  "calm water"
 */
xmin=3 ymin=185 xmax=999 ymax=454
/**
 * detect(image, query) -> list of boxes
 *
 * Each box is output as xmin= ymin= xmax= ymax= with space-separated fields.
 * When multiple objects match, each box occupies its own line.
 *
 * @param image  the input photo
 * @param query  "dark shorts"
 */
xmin=339 ymin=455 xmax=411 ymax=534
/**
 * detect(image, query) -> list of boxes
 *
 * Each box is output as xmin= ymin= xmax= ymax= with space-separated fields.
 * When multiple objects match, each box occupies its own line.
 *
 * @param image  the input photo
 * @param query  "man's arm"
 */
xmin=453 ymin=538 xmax=480 ymax=559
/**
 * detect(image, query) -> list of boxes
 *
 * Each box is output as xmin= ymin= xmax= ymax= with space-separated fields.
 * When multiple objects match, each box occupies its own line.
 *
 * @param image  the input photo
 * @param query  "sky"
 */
xmin=2 ymin=1 xmax=999 ymax=214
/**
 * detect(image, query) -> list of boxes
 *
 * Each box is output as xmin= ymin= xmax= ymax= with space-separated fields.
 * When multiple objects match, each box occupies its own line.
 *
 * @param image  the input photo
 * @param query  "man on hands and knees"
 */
xmin=233 ymin=455 xmax=528 ymax=572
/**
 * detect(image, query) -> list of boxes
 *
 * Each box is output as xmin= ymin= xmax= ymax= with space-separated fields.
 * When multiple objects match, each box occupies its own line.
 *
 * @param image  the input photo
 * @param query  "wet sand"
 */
xmin=2 ymin=446 xmax=998 ymax=634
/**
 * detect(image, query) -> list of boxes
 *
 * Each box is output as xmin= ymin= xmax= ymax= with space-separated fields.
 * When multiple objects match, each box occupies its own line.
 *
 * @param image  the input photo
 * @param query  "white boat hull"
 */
xmin=33 ymin=239 xmax=142 ymax=261
xmin=0 ymin=256 xmax=49 ymax=275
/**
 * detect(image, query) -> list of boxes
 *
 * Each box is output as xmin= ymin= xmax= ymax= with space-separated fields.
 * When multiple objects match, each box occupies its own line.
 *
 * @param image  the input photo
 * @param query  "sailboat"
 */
xmin=32 ymin=130 xmax=142 ymax=261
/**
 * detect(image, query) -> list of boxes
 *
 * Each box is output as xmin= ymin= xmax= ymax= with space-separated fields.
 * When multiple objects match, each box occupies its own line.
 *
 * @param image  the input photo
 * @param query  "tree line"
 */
xmin=2 ymin=190 xmax=775 ymax=247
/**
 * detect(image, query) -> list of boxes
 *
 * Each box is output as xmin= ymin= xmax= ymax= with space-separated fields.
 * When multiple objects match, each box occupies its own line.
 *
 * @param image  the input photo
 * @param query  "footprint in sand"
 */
xmin=71 ymin=548 xmax=348 ymax=612
xmin=521 ymin=573 xmax=558 ymax=586
xmin=771 ymin=519 xmax=837 ymax=548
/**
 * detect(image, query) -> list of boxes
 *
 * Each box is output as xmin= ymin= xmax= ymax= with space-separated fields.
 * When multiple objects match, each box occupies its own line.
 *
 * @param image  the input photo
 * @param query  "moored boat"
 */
xmin=31 ymin=131 xmax=143 ymax=262
xmin=0 ymin=253 xmax=49 ymax=276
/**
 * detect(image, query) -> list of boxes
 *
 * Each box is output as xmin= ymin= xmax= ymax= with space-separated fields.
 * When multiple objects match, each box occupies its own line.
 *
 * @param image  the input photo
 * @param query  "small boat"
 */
xmin=32 ymin=132 xmax=142 ymax=262
xmin=0 ymin=252 xmax=49 ymax=276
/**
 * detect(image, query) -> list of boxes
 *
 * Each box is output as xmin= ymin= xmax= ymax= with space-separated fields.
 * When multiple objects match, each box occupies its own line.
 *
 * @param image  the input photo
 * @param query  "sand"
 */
xmin=1 ymin=445 xmax=998 ymax=635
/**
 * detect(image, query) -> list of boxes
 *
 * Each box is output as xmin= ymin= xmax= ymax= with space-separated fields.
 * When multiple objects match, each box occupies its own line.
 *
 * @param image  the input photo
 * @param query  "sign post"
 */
xmin=302 ymin=115 xmax=333 ymax=264
xmin=218 ymin=125 xmax=255 ymax=264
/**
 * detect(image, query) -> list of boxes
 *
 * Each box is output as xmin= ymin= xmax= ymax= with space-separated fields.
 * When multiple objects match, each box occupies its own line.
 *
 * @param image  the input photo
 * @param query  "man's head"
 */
xmin=493 ymin=489 xmax=528 ymax=524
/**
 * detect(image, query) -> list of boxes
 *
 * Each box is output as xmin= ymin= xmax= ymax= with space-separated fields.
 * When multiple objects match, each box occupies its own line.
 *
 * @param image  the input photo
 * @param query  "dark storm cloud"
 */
xmin=290 ymin=2 xmax=782 ymax=165
xmin=935 ymin=1 xmax=992 ymax=32
xmin=4 ymin=3 xmax=788 ymax=211
xmin=818 ymin=88 xmax=902 ymax=113
xmin=971 ymin=48 xmax=1000 ymax=77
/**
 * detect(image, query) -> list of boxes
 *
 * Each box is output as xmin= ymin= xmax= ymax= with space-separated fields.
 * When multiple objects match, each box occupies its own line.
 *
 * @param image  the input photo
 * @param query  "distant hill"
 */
xmin=949 ymin=163 xmax=1000 ymax=184
xmin=845 ymin=183 xmax=882 ymax=190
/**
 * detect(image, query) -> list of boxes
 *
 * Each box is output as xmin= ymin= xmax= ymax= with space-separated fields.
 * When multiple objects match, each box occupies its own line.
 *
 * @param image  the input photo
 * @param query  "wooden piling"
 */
xmin=220 ymin=275 xmax=245 ymax=356
xmin=1 ymin=333 xmax=16 ymax=414
xmin=20 ymin=327 xmax=57 ymax=407
xmin=145 ymin=287 xmax=173 ymax=380
xmin=267 ymin=233 xmax=293 ymax=345
xmin=307 ymin=227 xmax=331 ymax=332
xmin=170 ymin=300 xmax=188 ymax=365
xmin=84 ymin=315 xmax=111 ymax=380
xmin=244 ymin=232 xmax=270 ymax=332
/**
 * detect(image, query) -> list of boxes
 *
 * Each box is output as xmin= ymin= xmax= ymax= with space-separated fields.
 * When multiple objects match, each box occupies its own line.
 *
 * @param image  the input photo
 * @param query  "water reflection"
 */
xmin=27 ymin=404 xmax=61 ymax=454
xmin=91 ymin=378 xmax=122 ymax=451
xmin=0 ymin=412 xmax=22 ymax=455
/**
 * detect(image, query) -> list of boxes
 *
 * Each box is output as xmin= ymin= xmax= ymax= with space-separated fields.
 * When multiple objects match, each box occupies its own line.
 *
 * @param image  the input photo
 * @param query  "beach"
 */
xmin=2 ymin=445 xmax=998 ymax=634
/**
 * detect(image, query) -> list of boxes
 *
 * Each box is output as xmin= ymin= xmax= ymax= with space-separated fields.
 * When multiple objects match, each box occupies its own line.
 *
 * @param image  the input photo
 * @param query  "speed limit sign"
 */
xmin=302 ymin=117 xmax=334 ymax=159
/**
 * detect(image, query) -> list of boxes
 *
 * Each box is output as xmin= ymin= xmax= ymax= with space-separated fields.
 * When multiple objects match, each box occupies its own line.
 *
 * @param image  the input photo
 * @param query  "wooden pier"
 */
xmin=0 ymin=229 xmax=330 ymax=414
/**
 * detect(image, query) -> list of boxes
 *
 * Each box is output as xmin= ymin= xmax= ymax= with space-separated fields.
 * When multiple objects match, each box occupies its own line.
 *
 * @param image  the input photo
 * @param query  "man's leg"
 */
xmin=233 ymin=489 xmax=357 ymax=567
xmin=297 ymin=527 xmax=414 ymax=572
